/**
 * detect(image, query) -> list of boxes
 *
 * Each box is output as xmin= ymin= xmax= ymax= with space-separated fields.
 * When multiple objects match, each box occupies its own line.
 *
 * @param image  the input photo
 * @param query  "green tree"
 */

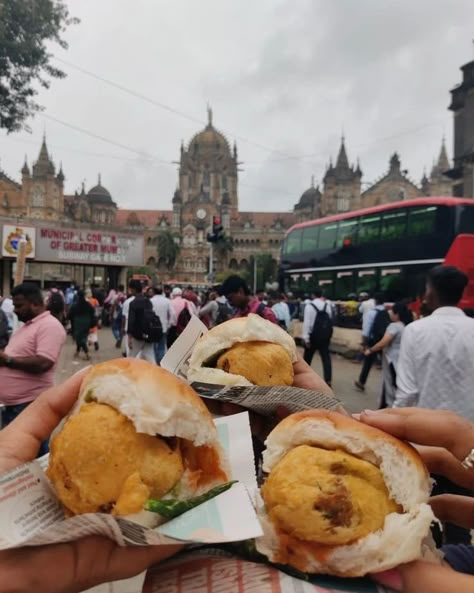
xmin=157 ymin=229 xmax=180 ymax=271
xmin=0 ymin=0 xmax=78 ymax=132
xmin=250 ymin=253 xmax=278 ymax=290
xmin=214 ymin=233 xmax=233 ymax=261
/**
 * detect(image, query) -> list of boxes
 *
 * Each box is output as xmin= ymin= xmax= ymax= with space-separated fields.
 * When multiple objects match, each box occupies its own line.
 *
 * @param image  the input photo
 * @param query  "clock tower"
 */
xmin=171 ymin=108 xmax=239 ymax=282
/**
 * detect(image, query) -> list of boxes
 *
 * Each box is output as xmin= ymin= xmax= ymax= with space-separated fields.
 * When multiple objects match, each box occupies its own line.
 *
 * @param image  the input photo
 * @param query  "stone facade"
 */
xmin=293 ymin=137 xmax=454 ymax=221
xmin=0 ymin=116 xmax=457 ymax=287
xmin=0 ymin=137 xmax=118 ymax=226
xmin=447 ymin=59 xmax=474 ymax=197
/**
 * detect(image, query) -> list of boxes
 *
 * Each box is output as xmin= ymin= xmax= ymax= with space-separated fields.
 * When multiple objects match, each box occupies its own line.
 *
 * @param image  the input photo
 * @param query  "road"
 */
xmin=55 ymin=327 xmax=380 ymax=414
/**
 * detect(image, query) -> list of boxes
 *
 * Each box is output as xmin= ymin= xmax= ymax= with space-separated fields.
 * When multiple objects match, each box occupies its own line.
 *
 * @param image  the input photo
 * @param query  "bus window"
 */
xmin=300 ymin=273 xmax=318 ymax=295
xmin=301 ymin=225 xmax=319 ymax=252
xmin=337 ymin=219 xmax=359 ymax=247
xmin=407 ymin=206 xmax=437 ymax=236
xmin=284 ymin=229 xmax=303 ymax=254
xmin=380 ymin=268 xmax=403 ymax=300
xmin=358 ymin=215 xmax=381 ymax=244
xmin=319 ymin=223 xmax=338 ymax=249
xmin=381 ymin=211 xmax=407 ymax=240
xmin=317 ymin=271 xmax=335 ymax=299
xmin=335 ymin=271 xmax=354 ymax=299
xmin=356 ymin=269 xmax=377 ymax=294
xmin=458 ymin=205 xmax=474 ymax=233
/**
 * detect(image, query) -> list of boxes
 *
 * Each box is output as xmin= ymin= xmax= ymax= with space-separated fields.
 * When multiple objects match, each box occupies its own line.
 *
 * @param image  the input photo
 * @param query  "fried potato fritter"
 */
xmin=47 ymin=402 xmax=184 ymax=515
xmin=261 ymin=445 xmax=399 ymax=545
xmin=216 ymin=341 xmax=294 ymax=386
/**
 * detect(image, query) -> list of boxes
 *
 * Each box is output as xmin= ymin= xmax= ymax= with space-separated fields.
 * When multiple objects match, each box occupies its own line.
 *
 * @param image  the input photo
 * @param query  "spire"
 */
xmin=335 ymin=136 xmax=349 ymax=171
xmin=437 ymin=137 xmax=450 ymax=173
xmin=311 ymin=174 xmax=315 ymax=188
xmin=33 ymin=135 xmax=55 ymax=177
xmin=389 ymin=153 xmax=401 ymax=175
xmin=233 ymin=140 xmax=238 ymax=159
xmin=207 ymin=104 xmax=213 ymax=127
xmin=21 ymin=155 xmax=30 ymax=176
xmin=355 ymin=157 xmax=362 ymax=176
xmin=57 ymin=162 xmax=65 ymax=183
xmin=98 ymin=173 xmax=102 ymax=186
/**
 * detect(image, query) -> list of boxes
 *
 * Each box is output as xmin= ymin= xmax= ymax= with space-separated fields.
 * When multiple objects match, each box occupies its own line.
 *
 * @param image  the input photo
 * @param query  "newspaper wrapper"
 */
xmin=161 ymin=315 xmax=345 ymax=415
xmin=142 ymin=548 xmax=394 ymax=593
xmin=0 ymin=412 xmax=261 ymax=552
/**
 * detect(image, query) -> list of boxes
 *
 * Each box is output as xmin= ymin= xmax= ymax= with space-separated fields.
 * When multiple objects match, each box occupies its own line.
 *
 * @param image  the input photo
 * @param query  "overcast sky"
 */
xmin=1 ymin=0 xmax=474 ymax=212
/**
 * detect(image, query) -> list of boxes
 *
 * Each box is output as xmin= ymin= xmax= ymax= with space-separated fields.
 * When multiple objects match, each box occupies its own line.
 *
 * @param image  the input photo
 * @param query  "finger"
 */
xmin=358 ymin=408 xmax=473 ymax=461
xmin=372 ymin=561 xmax=474 ymax=593
xmin=292 ymin=354 xmax=333 ymax=396
xmin=415 ymin=446 xmax=473 ymax=490
xmin=429 ymin=494 xmax=474 ymax=528
xmin=1 ymin=536 xmax=182 ymax=593
xmin=0 ymin=368 xmax=90 ymax=469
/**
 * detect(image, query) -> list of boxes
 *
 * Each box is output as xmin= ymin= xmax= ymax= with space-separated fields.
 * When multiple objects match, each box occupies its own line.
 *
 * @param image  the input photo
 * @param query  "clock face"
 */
xmin=196 ymin=208 xmax=206 ymax=220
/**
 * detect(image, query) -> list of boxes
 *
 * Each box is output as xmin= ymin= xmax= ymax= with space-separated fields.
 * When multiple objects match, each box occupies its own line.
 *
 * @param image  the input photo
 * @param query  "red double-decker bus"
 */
xmin=279 ymin=197 xmax=474 ymax=309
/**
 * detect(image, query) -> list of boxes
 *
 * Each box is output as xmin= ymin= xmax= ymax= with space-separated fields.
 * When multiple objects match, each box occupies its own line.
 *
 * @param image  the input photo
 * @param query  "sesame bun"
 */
xmin=256 ymin=410 xmax=436 ymax=577
xmin=187 ymin=314 xmax=297 ymax=386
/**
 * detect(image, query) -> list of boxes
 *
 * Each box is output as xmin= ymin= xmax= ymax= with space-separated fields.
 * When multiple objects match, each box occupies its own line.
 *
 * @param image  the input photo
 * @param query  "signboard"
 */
xmin=2 ymin=225 xmax=36 ymax=259
xmin=35 ymin=227 xmax=144 ymax=266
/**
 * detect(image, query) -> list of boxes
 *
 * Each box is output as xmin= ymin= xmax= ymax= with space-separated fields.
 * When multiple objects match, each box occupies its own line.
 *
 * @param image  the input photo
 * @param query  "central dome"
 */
xmin=188 ymin=107 xmax=231 ymax=158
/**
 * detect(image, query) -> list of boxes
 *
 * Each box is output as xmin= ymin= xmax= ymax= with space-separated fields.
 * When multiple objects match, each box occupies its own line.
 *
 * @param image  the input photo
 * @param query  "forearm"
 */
xmin=6 ymin=356 xmax=53 ymax=374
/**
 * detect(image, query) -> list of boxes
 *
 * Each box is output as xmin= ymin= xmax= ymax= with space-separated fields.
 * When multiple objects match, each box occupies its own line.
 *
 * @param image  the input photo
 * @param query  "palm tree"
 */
xmin=157 ymin=229 xmax=180 ymax=271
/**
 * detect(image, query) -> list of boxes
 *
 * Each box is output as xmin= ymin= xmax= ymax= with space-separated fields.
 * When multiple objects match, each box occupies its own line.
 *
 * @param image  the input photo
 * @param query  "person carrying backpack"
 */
xmin=46 ymin=288 xmax=65 ymax=325
xmin=302 ymin=289 xmax=334 ymax=386
xmin=355 ymin=292 xmax=390 ymax=391
xmin=127 ymin=280 xmax=162 ymax=363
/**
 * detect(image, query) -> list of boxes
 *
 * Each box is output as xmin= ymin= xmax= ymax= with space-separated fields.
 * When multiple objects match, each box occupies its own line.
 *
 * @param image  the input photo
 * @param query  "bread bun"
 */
xmin=188 ymin=314 xmax=297 ymax=386
xmin=256 ymin=410 xmax=435 ymax=576
xmin=48 ymin=359 xmax=230 ymax=521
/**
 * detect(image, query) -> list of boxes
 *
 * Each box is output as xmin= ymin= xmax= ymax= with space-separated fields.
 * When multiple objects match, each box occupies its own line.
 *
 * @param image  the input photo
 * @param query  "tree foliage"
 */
xmin=0 ymin=0 xmax=78 ymax=132
xmin=157 ymin=229 xmax=181 ymax=271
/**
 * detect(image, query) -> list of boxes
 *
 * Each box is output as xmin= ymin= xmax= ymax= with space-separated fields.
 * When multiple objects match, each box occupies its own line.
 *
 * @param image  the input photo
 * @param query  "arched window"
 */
xmin=229 ymin=258 xmax=238 ymax=270
xmin=147 ymin=257 xmax=157 ymax=268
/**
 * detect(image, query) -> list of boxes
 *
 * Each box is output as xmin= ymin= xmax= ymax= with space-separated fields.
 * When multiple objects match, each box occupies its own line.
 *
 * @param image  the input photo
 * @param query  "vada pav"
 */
xmin=187 ymin=314 xmax=297 ymax=387
xmin=47 ymin=359 xmax=230 ymax=524
xmin=256 ymin=410 xmax=436 ymax=576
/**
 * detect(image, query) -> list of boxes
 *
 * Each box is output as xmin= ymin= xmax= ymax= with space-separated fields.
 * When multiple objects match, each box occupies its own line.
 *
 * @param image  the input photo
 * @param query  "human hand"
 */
xmin=0 ymin=370 xmax=182 ymax=593
xmin=357 ymin=408 xmax=474 ymax=593
xmin=202 ymin=353 xmax=334 ymax=442
xmin=292 ymin=352 xmax=333 ymax=396
xmin=363 ymin=348 xmax=372 ymax=357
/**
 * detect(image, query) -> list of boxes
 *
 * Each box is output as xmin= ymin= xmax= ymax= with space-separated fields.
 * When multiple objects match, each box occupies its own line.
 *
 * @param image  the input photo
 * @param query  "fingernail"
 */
xmin=352 ymin=413 xmax=361 ymax=420
xmin=371 ymin=570 xmax=403 ymax=591
xmin=362 ymin=409 xmax=380 ymax=416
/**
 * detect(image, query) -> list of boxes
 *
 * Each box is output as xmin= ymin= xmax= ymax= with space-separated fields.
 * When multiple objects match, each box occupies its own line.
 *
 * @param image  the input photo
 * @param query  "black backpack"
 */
xmin=141 ymin=307 xmax=163 ymax=343
xmin=176 ymin=302 xmax=192 ymax=335
xmin=309 ymin=302 xmax=333 ymax=346
xmin=216 ymin=301 xmax=232 ymax=325
xmin=368 ymin=309 xmax=390 ymax=346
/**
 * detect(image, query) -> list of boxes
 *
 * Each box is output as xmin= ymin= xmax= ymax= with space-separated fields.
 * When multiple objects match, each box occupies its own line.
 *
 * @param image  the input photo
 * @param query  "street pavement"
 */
xmin=55 ymin=327 xmax=380 ymax=414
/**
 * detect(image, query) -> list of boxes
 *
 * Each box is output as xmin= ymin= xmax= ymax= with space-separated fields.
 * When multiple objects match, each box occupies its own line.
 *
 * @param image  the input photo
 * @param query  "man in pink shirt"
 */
xmin=219 ymin=275 xmax=278 ymax=324
xmin=0 ymin=283 xmax=66 ymax=455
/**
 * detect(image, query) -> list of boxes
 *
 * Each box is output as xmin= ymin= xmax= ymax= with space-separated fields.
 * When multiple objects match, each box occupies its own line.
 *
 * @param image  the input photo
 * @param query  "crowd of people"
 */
xmin=0 ymin=266 xmax=472 ymax=592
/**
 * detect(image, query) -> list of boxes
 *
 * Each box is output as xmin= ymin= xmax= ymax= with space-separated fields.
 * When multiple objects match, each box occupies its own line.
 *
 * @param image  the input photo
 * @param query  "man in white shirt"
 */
xmin=272 ymin=293 xmax=291 ymax=331
xmin=302 ymin=289 xmax=333 ymax=386
xmin=394 ymin=265 xmax=474 ymax=546
xmin=150 ymin=286 xmax=175 ymax=363
xmin=394 ymin=265 xmax=474 ymax=420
